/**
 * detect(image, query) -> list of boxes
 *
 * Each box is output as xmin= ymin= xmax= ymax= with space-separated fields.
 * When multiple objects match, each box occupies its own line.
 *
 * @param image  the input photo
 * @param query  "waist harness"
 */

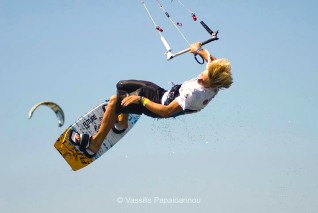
xmin=164 ymin=84 xmax=181 ymax=105
xmin=164 ymin=84 xmax=200 ymax=117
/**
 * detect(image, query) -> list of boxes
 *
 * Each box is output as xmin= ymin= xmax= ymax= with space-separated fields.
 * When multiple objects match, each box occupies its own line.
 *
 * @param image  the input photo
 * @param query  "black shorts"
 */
xmin=115 ymin=80 xmax=167 ymax=118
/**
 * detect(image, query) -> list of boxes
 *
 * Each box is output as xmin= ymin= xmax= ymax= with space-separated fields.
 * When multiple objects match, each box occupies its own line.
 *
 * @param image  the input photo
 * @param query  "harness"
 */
xmin=164 ymin=84 xmax=181 ymax=105
xmin=164 ymin=84 xmax=198 ymax=117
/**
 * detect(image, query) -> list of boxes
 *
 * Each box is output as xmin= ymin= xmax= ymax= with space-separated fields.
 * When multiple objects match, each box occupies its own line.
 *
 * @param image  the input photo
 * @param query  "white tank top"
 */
xmin=162 ymin=78 xmax=218 ymax=112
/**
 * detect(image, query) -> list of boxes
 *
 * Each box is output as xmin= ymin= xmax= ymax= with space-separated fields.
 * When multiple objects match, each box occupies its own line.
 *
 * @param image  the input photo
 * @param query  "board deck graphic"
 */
xmin=54 ymin=100 xmax=140 ymax=171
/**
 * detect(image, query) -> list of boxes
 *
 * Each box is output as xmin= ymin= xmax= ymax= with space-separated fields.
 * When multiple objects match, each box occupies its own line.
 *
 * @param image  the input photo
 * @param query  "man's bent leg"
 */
xmin=89 ymin=95 xmax=118 ymax=153
xmin=117 ymin=113 xmax=128 ymax=129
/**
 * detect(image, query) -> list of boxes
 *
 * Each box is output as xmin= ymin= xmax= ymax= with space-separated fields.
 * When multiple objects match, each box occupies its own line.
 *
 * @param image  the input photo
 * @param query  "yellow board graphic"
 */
xmin=54 ymin=101 xmax=140 ymax=171
xmin=54 ymin=128 xmax=93 ymax=171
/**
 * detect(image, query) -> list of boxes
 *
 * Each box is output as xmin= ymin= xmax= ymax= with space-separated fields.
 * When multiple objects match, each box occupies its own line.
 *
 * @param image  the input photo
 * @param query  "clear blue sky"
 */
xmin=1 ymin=0 xmax=317 ymax=212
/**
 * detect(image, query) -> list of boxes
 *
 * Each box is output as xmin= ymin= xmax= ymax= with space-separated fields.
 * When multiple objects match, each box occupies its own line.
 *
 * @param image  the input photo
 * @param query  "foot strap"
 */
xmin=79 ymin=134 xmax=96 ymax=158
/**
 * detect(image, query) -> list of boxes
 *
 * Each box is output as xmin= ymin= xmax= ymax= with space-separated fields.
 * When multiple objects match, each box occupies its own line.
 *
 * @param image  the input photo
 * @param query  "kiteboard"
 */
xmin=54 ymin=100 xmax=140 ymax=171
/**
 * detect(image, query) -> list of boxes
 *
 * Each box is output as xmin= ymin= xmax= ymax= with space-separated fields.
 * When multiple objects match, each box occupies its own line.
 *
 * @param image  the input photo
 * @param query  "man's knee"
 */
xmin=116 ymin=80 xmax=147 ymax=93
xmin=109 ymin=95 xmax=117 ymax=106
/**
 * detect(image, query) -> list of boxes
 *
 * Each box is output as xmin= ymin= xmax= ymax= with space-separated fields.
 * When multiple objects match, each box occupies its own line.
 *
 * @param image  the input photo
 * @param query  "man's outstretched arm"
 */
xmin=121 ymin=96 xmax=182 ymax=118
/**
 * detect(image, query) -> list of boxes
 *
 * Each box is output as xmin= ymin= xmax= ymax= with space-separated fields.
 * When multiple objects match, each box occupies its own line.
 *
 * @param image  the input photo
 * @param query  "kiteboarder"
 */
xmin=71 ymin=42 xmax=233 ymax=157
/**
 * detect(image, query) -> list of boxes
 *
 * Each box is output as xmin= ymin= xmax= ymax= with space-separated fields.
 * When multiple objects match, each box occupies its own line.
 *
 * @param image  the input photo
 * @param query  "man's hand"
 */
xmin=121 ymin=95 xmax=140 ymax=107
xmin=190 ymin=42 xmax=202 ymax=53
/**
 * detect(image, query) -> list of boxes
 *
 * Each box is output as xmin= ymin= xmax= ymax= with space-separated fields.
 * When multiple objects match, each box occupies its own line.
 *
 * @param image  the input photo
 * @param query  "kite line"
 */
xmin=140 ymin=0 xmax=219 ymax=64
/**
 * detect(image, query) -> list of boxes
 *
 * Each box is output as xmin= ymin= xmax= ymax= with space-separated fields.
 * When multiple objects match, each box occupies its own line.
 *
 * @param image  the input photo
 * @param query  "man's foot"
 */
xmin=112 ymin=114 xmax=128 ymax=134
xmin=69 ymin=130 xmax=96 ymax=158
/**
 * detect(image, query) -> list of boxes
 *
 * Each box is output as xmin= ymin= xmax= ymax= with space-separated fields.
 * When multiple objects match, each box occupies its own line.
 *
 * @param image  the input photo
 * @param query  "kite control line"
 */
xmin=141 ymin=0 xmax=174 ymax=59
xmin=141 ymin=0 xmax=219 ymax=63
xmin=173 ymin=0 xmax=197 ymax=21
xmin=155 ymin=0 xmax=190 ymax=45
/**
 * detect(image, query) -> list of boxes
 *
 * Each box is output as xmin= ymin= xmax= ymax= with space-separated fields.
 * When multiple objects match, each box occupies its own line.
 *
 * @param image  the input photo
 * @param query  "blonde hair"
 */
xmin=207 ymin=58 xmax=233 ymax=89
